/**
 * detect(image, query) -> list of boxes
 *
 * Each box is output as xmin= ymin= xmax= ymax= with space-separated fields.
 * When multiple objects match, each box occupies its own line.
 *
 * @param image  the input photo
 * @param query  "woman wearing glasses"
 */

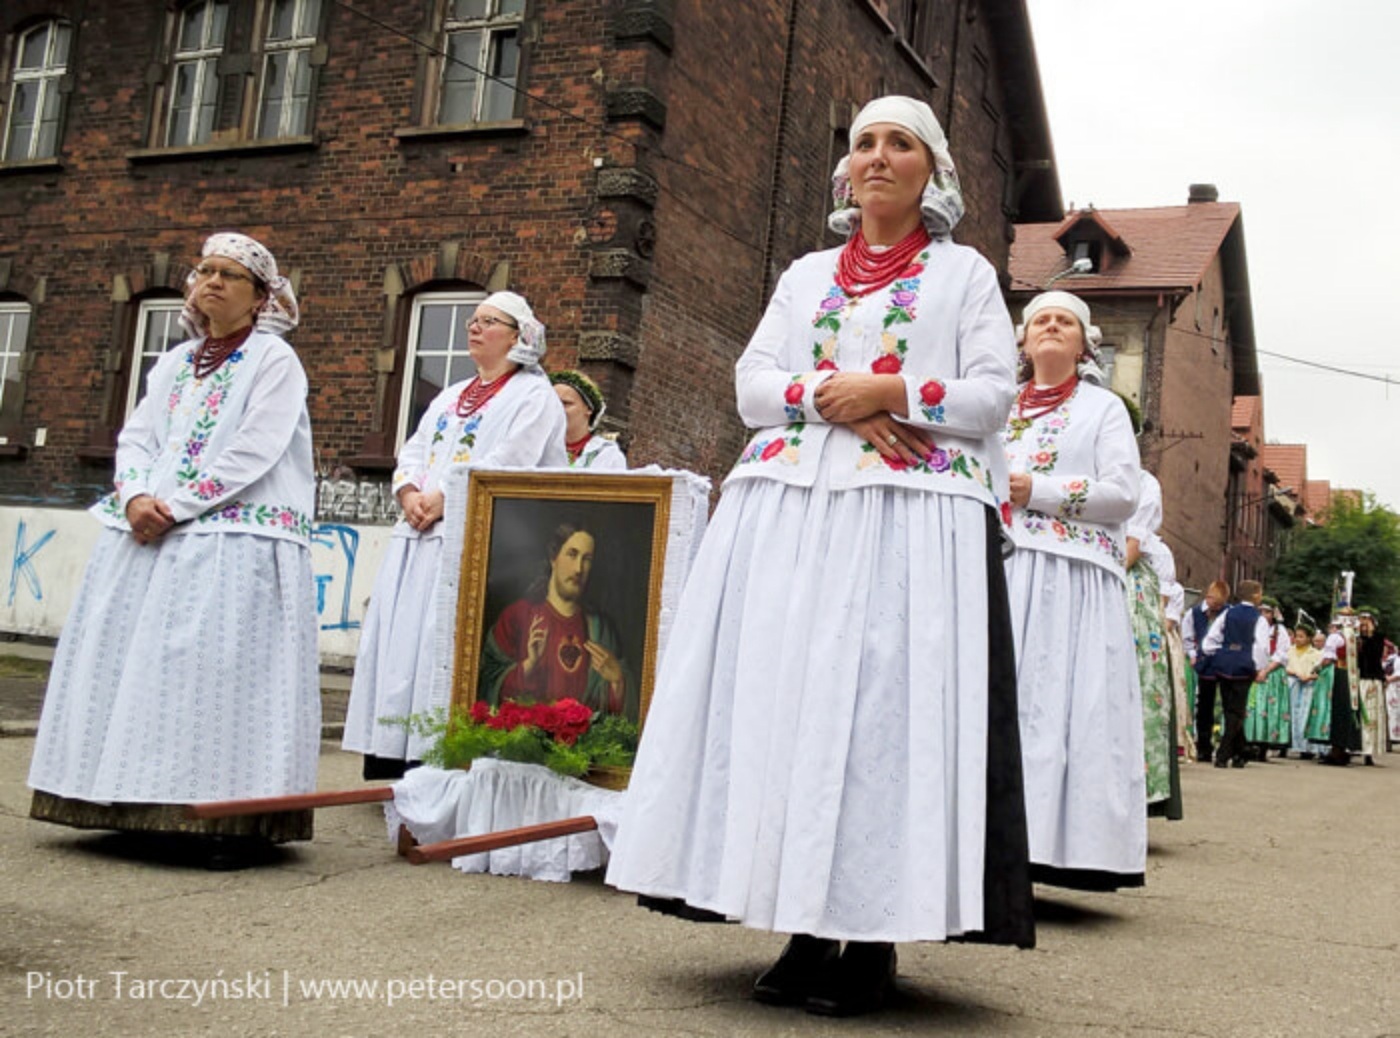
xmin=342 ymin=292 xmax=566 ymax=779
xmin=27 ymin=232 xmax=320 ymax=867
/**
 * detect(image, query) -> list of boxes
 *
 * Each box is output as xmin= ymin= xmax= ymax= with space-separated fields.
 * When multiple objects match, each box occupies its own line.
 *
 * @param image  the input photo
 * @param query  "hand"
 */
xmin=125 ymin=494 xmax=175 ymax=546
xmin=848 ymin=415 xmax=933 ymax=466
xmin=522 ymin=614 xmax=548 ymax=675
xmin=1256 ymin=669 xmax=1269 ymax=684
xmin=584 ymin=640 xmax=623 ymax=684
xmin=1009 ymin=472 xmax=1033 ymax=508
xmin=400 ymin=488 xmax=445 ymax=531
xmin=416 ymin=490 xmax=445 ymax=530
xmin=813 ymin=373 xmax=904 ymax=424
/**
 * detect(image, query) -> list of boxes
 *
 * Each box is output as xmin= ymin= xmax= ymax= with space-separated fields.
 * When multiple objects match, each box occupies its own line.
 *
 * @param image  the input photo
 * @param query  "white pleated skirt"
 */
xmin=1004 ymin=549 xmax=1146 ymax=878
xmin=606 ymin=473 xmax=1022 ymax=944
xmin=28 ymin=528 xmax=320 ymax=803
xmin=341 ymin=535 xmax=444 ymax=761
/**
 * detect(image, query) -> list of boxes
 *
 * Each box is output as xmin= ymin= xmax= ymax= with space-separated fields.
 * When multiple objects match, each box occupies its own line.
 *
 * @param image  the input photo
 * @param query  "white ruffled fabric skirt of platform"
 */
xmin=386 ymin=761 xmax=624 ymax=882
xmin=605 ymin=474 xmax=1001 ymax=944
xmin=1005 ymin=549 xmax=1146 ymax=876
xmin=342 ymin=535 xmax=445 ymax=760
xmin=28 ymin=528 xmax=320 ymax=803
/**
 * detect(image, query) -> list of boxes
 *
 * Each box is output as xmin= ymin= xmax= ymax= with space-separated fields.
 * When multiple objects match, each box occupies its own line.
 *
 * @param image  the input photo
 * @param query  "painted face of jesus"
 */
xmin=549 ymin=530 xmax=595 ymax=605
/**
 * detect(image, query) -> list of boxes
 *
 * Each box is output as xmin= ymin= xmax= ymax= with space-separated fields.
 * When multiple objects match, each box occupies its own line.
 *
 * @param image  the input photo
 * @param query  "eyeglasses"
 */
xmin=194 ymin=263 xmax=255 ymax=284
xmin=468 ymin=315 xmax=517 ymax=331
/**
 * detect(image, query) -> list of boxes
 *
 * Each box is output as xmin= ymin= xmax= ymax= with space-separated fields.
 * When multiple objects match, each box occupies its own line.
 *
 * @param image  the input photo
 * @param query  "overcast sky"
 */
xmin=1025 ymin=0 xmax=1400 ymax=511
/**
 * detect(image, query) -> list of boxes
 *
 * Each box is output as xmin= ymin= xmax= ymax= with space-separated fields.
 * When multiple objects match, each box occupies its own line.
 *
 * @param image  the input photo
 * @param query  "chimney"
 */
xmin=1188 ymin=183 xmax=1219 ymax=204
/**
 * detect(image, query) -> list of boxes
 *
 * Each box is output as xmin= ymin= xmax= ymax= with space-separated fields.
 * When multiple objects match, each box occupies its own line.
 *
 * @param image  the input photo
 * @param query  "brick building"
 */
xmin=1009 ymin=186 xmax=1258 ymax=592
xmin=0 ymin=0 xmax=1061 ymax=513
xmin=0 ymin=0 xmax=1062 ymax=656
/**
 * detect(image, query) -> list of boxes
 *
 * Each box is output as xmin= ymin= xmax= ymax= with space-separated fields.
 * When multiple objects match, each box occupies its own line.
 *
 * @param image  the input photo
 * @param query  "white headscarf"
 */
xmin=827 ymin=95 xmax=964 ymax=240
xmin=180 ymin=231 xmax=299 ymax=339
xmin=479 ymin=290 xmax=546 ymax=371
xmin=1015 ymin=290 xmax=1107 ymax=385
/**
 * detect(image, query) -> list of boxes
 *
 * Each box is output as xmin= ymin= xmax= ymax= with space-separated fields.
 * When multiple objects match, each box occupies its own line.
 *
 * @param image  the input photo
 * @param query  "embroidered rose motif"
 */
xmin=1000 ymin=501 xmax=1013 ymax=526
xmin=819 ymin=294 xmax=845 ymax=311
xmin=816 ymin=359 xmax=838 ymax=371
xmin=761 ymin=438 xmax=786 ymax=461
xmin=784 ymin=382 xmax=805 ymax=404
xmin=902 ymin=262 xmax=925 ymax=279
xmin=871 ymin=354 xmax=903 ymax=374
xmin=926 ymin=448 xmax=950 ymax=473
xmin=919 ymin=380 xmax=946 ymax=407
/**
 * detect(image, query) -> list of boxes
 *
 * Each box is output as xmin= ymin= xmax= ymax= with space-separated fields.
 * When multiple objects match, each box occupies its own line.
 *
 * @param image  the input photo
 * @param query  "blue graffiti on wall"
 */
xmin=8 ymin=520 xmax=56 ymax=606
xmin=310 ymin=522 xmax=361 ymax=631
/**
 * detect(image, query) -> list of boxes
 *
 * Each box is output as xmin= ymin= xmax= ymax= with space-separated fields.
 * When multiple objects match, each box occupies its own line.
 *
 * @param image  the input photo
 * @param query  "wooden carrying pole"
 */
xmin=185 ymin=787 xmax=395 ymax=819
xmin=406 ymin=816 xmax=599 ymax=864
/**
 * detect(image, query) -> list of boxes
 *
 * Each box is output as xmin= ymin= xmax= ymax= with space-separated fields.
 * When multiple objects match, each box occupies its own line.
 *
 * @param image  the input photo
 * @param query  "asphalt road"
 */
xmin=1 ymin=654 xmax=1397 ymax=1037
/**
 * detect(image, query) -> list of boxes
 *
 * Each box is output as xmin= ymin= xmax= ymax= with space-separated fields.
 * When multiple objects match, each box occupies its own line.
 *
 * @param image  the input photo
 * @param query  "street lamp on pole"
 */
xmin=1043 ymin=256 xmax=1093 ymax=288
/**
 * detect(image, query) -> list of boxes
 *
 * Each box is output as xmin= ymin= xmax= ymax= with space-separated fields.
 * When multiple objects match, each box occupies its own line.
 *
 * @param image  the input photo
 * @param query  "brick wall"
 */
xmin=0 ymin=0 xmax=1052 ymax=508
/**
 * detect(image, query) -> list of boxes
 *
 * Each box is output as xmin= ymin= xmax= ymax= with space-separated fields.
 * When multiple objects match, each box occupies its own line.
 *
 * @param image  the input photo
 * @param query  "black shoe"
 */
xmin=1230 ymin=757 xmax=1246 ymax=768
xmin=1319 ymin=751 xmax=1350 ymax=767
xmin=196 ymin=835 xmax=274 ymax=871
xmin=1214 ymin=758 xmax=1229 ymax=768
xmin=1276 ymin=750 xmax=1288 ymax=759
xmin=805 ymin=942 xmax=896 ymax=1017
xmin=753 ymin=935 xmax=839 ymax=1006
xmin=1364 ymin=755 xmax=1375 ymax=766
xmin=1300 ymin=752 xmax=1316 ymax=760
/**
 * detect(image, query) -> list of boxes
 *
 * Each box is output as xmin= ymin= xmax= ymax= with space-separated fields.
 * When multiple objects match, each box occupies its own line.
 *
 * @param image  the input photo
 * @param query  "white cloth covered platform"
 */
xmin=385 ymin=762 xmax=625 ymax=882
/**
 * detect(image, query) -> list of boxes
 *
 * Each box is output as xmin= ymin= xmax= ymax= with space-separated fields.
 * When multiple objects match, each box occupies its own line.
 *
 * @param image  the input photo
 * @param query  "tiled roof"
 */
xmin=1262 ymin=444 xmax=1307 ymax=498
xmin=1304 ymin=480 xmax=1332 ymax=515
xmin=1010 ymin=201 xmax=1242 ymax=294
xmin=1230 ymin=396 xmax=1260 ymax=432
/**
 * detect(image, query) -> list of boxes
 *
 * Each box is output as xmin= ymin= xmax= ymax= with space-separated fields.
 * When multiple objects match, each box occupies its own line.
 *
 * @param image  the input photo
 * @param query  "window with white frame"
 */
xmin=2 ymin=19 xmax=72 ymax=162
xmin=126 ymin=300 xmax=186 ymax=417
xmin=0 ymin=303 xmax=31 ymax=430
xmin=166 ymin=0 xmax=230 ymax=147
xmin=439 ymin=0 xmax=523 ymax=126
xmin=256 ymin=0 xmax=321 ymax=139
xmin=397 ymin=291 xmax=487 ymax=449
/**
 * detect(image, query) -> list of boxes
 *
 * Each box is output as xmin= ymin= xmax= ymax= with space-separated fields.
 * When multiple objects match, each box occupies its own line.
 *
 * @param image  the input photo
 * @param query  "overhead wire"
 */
xmin=1009 ymin=274 xmax=1398 ymax=387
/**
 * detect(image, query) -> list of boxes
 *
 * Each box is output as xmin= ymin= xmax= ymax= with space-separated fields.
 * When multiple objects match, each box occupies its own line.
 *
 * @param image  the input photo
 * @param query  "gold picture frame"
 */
xmin=451 ymin=471 xmax=674 ymax=741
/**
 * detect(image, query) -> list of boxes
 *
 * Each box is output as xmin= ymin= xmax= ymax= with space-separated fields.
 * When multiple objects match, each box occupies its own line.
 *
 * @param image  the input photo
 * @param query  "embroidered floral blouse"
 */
xmin=92 ymin=331 xmax=314 ymax=545
xmin=1000 ymin=381 xmax=1140 ymax=577
xmin=568 ymin=433 xmax=627 ymax=471
xmin=391 ymin=368 xmax=567 ymax=540
xmin=725 ymin=240 xmax=1016 ymax=514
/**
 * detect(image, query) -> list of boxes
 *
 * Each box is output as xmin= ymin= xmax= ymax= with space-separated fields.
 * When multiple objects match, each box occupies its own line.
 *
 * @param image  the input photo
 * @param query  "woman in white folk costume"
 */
xmin=606 ymin=96 xmax=1032 ymax=1017
xmin=1161 ymin=568 xmax=1196 ymax=762
xmin=1124 ymin=468 xmax=1181 ymax=818
xmin=1243 ymin=598 xmax=1291 ymax=757
xmin=28 ymin=233 xmax=319 ymax=866
xmin=342 ymin=293 xmax=567 ymax=779
xmin=1284 ymin=624 xmax=1322 ymax=759
xmin=1383 ymin=640 xmax=1400 ymax=747
xmin=1001 ymin=290 xmax=1146 ymax=890
xmin=551 ymin=369 xmax=627 ymax=470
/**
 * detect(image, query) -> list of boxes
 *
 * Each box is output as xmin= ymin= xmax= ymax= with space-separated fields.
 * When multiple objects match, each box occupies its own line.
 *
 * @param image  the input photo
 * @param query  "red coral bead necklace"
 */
xmin=835 ymin=224 xmax=931 ymax=297
xmin=1016 ymin=375 xmax=1079 ymax=421
xmin=455 ymin=367 xmax=517 ymax=417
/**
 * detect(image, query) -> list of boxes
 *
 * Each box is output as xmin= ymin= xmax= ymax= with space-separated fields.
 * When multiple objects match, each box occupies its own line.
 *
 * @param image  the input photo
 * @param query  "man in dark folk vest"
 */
xmin=1201 ymin=579 xmax=1271 ymax=769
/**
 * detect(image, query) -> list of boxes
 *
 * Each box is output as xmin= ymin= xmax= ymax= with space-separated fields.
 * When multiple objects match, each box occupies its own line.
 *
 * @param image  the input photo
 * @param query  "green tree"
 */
xmin=1269 ymin=494 xmax=1400 ymax=632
